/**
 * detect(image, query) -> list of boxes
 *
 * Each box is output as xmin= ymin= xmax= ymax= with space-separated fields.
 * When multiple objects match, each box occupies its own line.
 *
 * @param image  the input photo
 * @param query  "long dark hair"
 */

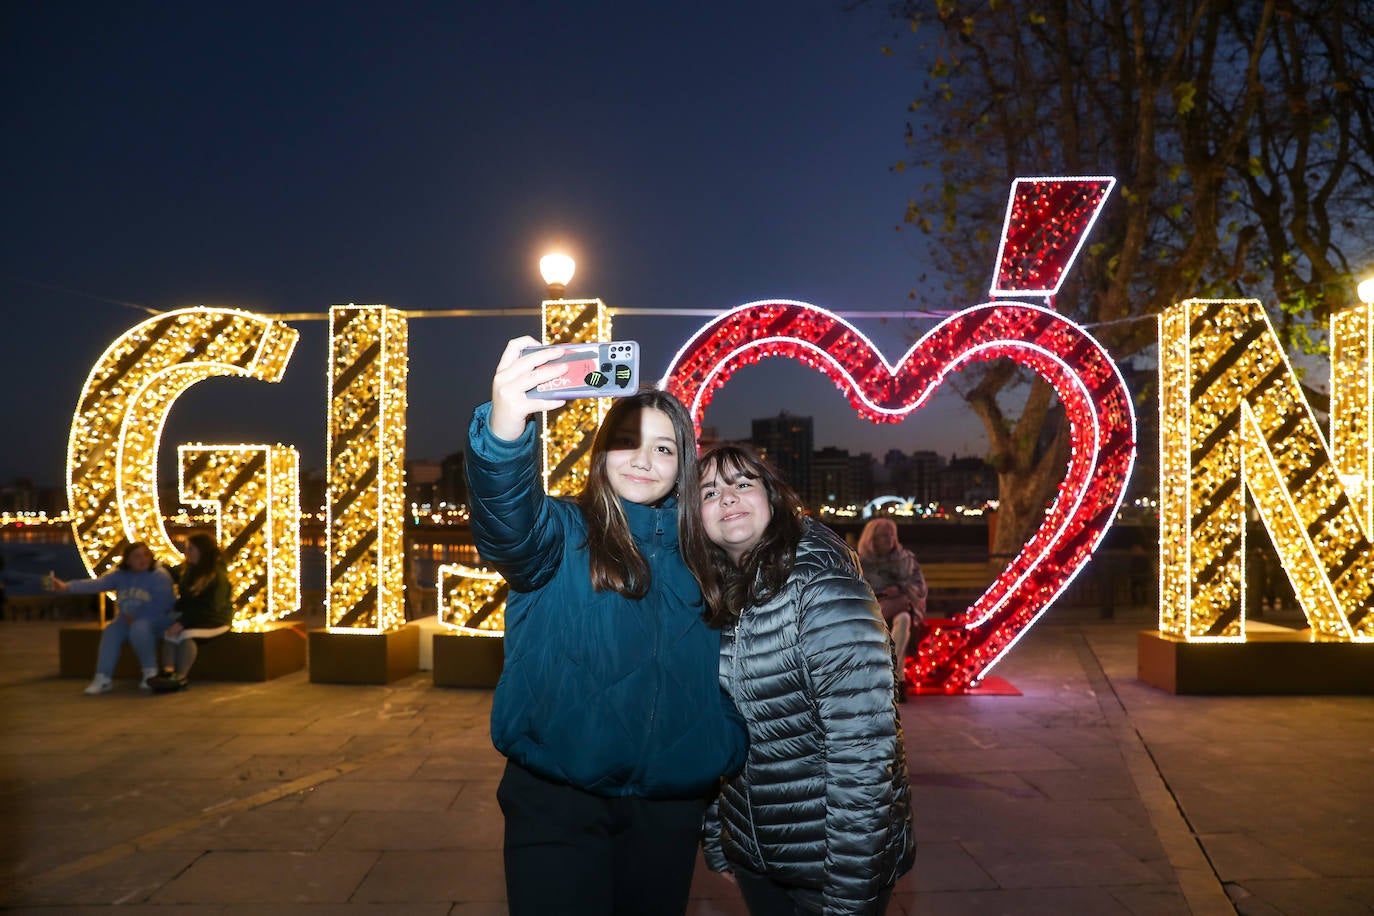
xmin=696 ymin=445 xmax=805 ymax=628
xmin=578 ymin=389 xmax=712 ymax=599
xmin=180 ymin=532 xmax=222 ymax=595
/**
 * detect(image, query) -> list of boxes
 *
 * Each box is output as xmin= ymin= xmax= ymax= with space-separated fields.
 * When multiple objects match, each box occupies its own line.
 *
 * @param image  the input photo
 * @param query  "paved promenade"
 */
xmin=1 ymin=606 xmax=1370 ymax=915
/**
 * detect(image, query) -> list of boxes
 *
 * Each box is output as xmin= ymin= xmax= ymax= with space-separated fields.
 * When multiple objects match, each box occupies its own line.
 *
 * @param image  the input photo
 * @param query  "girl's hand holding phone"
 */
xmin=489 ymin=336 xmax=568 ymax=441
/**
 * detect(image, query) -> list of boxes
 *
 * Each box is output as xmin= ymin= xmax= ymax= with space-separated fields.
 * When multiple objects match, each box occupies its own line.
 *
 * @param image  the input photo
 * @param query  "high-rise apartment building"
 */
xmin=811 ymin=446 xmax=877 ymax=509
xmin=440 ymin=451 xmax=468 ymax=508
xmin=406 ymin=459 xmax=443 ymax=510
xmin=751 ymin=412 xmax=813 ymax=500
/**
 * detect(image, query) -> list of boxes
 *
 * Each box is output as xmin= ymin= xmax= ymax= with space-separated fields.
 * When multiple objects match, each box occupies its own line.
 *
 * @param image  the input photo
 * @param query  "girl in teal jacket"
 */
xmin=466 ymin=337 xmax=746 ymax=916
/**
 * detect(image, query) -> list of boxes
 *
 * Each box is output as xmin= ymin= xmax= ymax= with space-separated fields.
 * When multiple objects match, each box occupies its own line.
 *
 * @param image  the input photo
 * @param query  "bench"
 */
xmin=921 ymin=561 xmax=998 ymax=617
xmin=59 ymin=621 xmax=307 ymax=681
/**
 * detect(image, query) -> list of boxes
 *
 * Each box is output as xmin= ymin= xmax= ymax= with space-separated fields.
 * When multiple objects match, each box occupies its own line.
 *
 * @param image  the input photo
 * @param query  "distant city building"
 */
xmin=406 ymin=459 xmax=443 ymax=509
xmin=752 ymin=412 xmax=813 ymax=500
xmin=158 ymin=482 xmax=182 ymax=515
xmin=908 ymin=450 xmax=944 ymax=505
xmin=873 ymin=449 xmax=944 ymax=504
xmin=440 ymin=451 xmax=468 ymax=508
xmin=884 ymin=447 xmax=906 ymax=491
xmin=852 ymin=452 xmax=875 ymax=504
xmin=300 ymin=467 xmax=327 ymax=517
xmin=0 ymin=479 xmax=36 ymax=513
xmin=696 ymin=427 xmax=756 ymax=460
xmin=0 ymin=479 xmax=63 ymax=514
xmin=810 ymin=447 xmax=876 ymax=509
xmin=939 ymin=454 xmax=997 ymax=505
xmin=812 ymin=447 xmax=851 ymax=507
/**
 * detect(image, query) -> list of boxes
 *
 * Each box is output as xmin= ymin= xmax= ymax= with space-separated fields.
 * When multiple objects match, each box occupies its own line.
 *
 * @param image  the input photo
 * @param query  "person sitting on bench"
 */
xmin=50 ymin=541 xmax=177 ymax=694
xmin=857 ymin=517 xmax=927 ymax=703
xmin=148 ymin=533 xmax=231 ymax=692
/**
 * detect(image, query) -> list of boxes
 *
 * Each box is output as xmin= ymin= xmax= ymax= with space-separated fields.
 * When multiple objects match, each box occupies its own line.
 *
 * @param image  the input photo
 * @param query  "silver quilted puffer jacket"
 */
xmin=703 ymin=519 xmax=914 ymax=914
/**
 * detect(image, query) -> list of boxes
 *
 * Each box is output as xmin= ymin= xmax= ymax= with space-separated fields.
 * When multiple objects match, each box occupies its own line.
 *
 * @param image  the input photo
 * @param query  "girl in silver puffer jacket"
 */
xmin=697 ymin=445 xmax=914 ymax=916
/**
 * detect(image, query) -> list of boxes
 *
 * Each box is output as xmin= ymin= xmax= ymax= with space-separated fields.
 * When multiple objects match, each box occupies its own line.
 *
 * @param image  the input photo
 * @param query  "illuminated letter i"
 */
xmin=326 ymin=304 xmax=408 ymax=633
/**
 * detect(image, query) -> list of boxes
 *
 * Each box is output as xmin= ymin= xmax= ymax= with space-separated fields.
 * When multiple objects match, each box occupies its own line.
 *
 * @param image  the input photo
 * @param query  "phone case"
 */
xmin=523 ymin=340 xmax=641 ymax=399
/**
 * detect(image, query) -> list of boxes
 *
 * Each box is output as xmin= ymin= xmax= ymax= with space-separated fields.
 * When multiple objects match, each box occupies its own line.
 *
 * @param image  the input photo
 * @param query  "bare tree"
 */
xmin=864 ymin=0 xmax=1374 ymax=554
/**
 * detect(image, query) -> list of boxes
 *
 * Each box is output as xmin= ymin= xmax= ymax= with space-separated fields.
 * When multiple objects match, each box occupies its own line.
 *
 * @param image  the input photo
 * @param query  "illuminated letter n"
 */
xmin=1158 ymin=298 xmax=1374 ymax=642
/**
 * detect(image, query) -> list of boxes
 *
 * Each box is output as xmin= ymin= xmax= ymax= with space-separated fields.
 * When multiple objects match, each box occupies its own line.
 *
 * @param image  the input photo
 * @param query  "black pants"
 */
xmin=735 ymin=865 xmax=894 ymax=916
xmin=497 ymin=760 xmax=708 ymax=916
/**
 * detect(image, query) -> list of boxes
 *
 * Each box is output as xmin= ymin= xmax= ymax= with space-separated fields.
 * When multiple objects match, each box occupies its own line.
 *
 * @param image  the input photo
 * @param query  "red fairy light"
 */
xmin=662 ymin=301 xmax=1135 ymax=692
xmin=662 ymin=177 xmax=1131 ymax=694
xmin=992 ymin=177 xmax=1115 ymax=298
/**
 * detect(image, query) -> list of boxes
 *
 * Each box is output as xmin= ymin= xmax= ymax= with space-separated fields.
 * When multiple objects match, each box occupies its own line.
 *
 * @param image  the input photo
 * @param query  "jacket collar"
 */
xmin=623 ymin=496 xmax=678 ymax=548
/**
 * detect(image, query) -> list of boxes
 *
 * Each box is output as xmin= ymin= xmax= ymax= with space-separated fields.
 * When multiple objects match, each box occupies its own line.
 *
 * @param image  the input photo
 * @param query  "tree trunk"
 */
xmin=964 ymin=366 xmax=1070 ymax=566
xmin=989 ymin=422 xmax=1069 ymax=562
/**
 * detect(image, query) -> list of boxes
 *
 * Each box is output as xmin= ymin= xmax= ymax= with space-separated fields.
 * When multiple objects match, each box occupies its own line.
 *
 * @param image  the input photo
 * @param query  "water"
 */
xmin=1 ymin=529 xmax=480 ymax=597
xmin=0 ymin=531 xmax=88 ymax=596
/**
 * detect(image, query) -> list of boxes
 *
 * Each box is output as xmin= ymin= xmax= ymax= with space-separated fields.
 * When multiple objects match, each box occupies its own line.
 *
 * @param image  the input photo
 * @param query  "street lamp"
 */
xmin=1358 ymin=277 xmax=1374 ymax=305
xmin=539 ymin=253 xmax=576 ymax=299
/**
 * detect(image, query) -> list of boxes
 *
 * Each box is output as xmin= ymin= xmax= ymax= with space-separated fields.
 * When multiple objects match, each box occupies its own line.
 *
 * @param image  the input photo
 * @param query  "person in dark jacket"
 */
xmin=465 ymin=337 xmax=748 ymax=916
xmin=148 ymin=532 xmax=232 ymax=691
xmin=49 ymin=541 xmax=177 ymax=693
xmin=697 ymin=445 xmax=914 ymax=916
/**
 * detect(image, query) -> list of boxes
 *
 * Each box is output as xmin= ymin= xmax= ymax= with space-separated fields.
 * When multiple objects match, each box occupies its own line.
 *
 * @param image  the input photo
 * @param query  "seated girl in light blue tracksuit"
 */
xmin=51 ymin=541 xmax=176 ymax=694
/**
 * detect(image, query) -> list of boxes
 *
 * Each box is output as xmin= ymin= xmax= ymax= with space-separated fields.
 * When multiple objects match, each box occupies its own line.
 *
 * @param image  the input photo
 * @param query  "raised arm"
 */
xmin=486 ymin=335 xmax=569 ymax=439
xmin=465 ymin=337 xmax=574 ymax=591
xmin=56 ymin=569 xmax=124 ymax=596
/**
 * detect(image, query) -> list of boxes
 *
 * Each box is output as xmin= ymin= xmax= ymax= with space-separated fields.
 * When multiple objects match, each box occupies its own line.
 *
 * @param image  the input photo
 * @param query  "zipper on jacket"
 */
xmin=643 ymin=503 xmax=666 ymax=729
xmin=629 ymin=504 xmax=667 ymax=786
xmin=652 ymin=505 xmax=666 ymax=552
xmin=726 ymin=615 xmax=767 ymax=869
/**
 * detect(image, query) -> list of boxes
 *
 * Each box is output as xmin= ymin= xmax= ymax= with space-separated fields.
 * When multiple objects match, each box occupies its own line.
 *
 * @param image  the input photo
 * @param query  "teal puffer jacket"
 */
xmin=703 ymin=519 xmax=914 ymax=914
xmin=466 ymin=403 xmax=747 ymax=798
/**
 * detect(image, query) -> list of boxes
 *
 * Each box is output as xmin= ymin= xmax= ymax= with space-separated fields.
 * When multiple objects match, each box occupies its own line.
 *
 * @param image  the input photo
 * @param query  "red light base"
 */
xmin=907 ymin=676 xmax=1022 ymax=697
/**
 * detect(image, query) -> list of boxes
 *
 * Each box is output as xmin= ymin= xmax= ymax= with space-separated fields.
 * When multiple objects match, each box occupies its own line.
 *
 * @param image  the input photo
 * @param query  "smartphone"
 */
xmin=522 ymin=340 xmax=641 ymax=399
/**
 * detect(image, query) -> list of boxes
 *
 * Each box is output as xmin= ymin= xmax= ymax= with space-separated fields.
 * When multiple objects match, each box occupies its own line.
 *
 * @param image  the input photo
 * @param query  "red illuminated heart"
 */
xmin=663 ymin=300 xmax=1136 ymax=693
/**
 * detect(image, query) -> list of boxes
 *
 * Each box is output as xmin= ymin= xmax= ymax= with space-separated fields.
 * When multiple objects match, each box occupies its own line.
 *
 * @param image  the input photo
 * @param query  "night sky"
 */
xmin=2 ymin=1 xmax=991 ymax=488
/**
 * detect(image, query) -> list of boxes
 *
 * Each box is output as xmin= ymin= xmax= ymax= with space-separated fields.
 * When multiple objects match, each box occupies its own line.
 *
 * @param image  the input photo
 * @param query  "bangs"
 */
xmin=702 ymin=449 xmax=762 ymax=485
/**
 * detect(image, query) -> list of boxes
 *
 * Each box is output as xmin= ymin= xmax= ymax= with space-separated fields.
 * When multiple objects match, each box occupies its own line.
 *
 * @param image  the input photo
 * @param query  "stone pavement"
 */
xmin=1 ymin=607 xmax=1371 ymax=915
